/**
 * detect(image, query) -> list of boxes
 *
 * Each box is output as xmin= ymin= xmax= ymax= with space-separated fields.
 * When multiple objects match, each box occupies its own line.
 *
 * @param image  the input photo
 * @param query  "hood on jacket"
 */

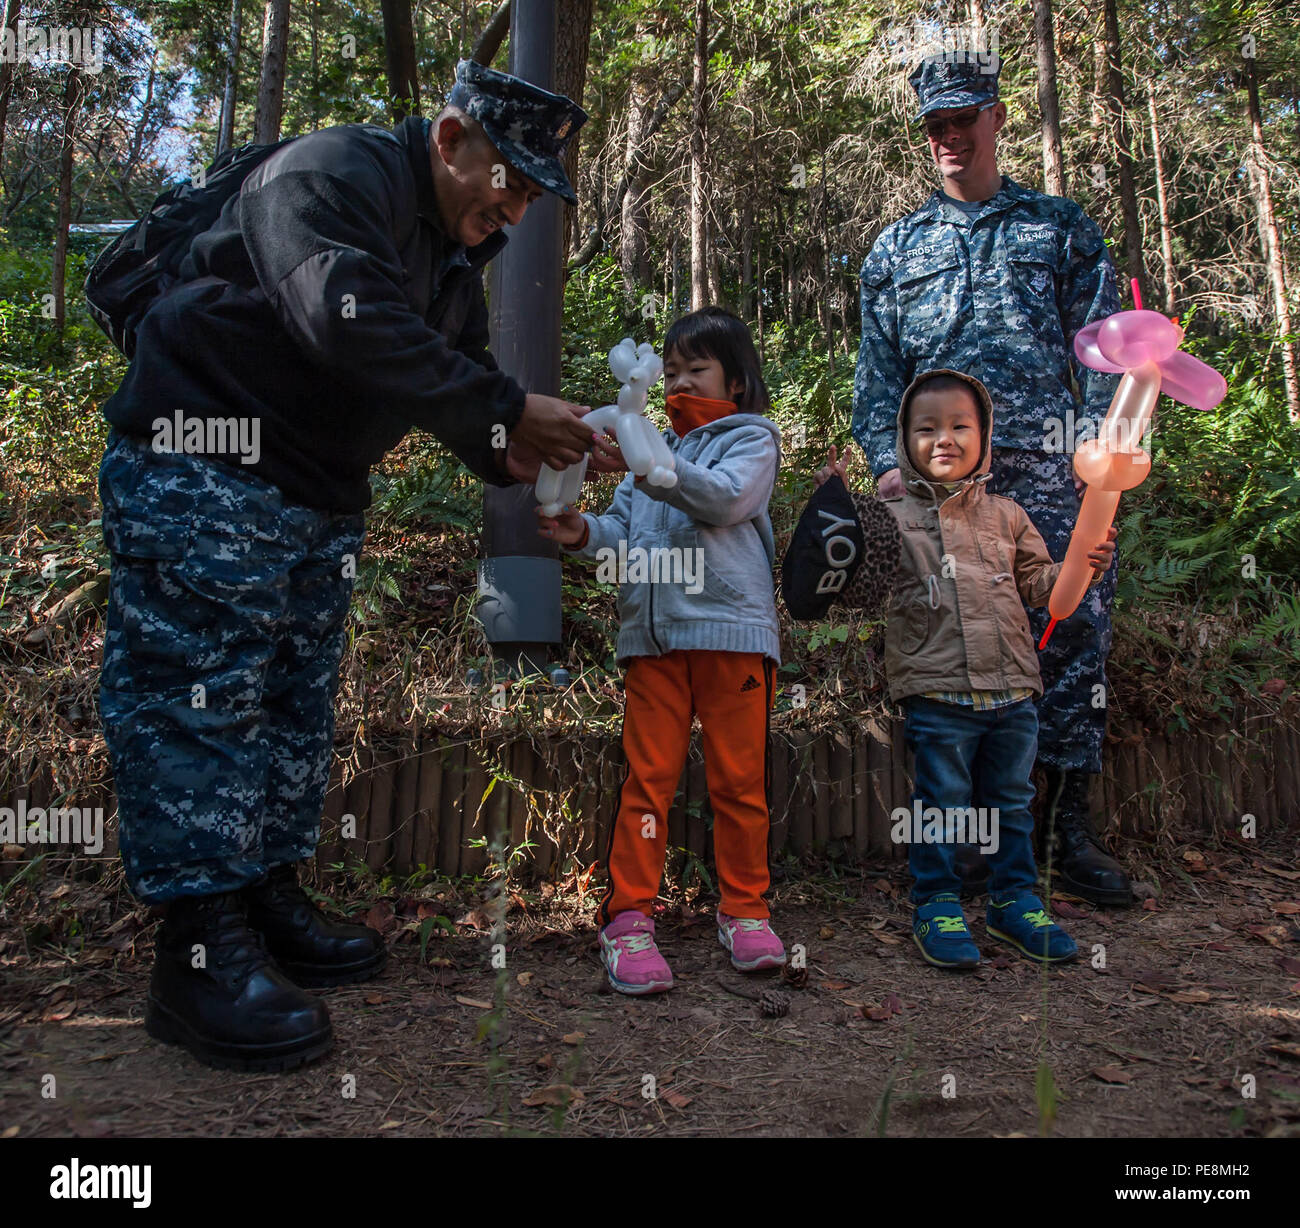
xmin=893 ymin=368 xmax=995 ymax=501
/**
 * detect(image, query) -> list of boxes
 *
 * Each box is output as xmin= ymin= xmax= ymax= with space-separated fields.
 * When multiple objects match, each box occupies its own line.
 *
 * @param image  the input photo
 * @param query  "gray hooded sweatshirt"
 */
xmin=566 ymin=412 xmax=782 ymax=665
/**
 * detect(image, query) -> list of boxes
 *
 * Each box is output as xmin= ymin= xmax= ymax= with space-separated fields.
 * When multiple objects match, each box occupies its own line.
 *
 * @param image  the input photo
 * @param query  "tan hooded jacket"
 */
xmin=878 ymin=369 xmax=1091 ymax=704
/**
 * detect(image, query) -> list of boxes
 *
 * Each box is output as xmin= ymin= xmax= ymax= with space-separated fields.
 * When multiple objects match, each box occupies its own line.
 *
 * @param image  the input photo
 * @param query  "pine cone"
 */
xmin=760 ymin=988 xmax=791 ymax=1018
xmin=780 ymin=962 xmax=809 ymax=990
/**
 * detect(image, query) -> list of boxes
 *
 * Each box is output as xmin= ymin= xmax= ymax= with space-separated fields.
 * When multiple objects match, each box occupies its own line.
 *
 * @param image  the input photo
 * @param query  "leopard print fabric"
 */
xmin=839 ymin=492 xmax=903 ymax=615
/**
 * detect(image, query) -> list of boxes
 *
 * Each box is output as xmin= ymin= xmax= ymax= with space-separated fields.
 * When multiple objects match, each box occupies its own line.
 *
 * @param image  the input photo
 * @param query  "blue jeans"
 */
xmin=901 ymin=696 xmax=1040 ymax=905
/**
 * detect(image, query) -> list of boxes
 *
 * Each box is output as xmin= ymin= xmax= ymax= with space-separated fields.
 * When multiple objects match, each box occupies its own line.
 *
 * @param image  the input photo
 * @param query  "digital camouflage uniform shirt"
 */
xmin=852 ymin=176 xmax=1120 ymax=476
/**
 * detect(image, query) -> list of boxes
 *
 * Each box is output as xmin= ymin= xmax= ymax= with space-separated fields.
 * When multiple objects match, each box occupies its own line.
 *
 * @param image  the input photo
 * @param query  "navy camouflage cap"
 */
xmin=448 ymin=58 xmax=588 ymax=205
xmin=909 ymin=51 xmax=1001 ymax=121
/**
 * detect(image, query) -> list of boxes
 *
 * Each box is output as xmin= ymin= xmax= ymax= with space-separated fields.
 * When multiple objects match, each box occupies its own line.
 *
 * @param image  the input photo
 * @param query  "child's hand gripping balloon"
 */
xmin=535 ymin=504 xmax=587 ymax=546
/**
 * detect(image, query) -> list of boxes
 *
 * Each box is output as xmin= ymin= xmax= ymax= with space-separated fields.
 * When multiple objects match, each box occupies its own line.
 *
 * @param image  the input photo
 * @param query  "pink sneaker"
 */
xmin=717 ymin=911 xmax=786 ymax=971
xmin=599 ymin=911 xmax=673 ymax=995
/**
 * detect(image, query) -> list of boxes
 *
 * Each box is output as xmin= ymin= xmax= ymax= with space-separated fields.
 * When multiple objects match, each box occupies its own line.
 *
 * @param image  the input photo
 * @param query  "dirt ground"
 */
xmin=2 ymin=831 xmax=1299 ymax=1139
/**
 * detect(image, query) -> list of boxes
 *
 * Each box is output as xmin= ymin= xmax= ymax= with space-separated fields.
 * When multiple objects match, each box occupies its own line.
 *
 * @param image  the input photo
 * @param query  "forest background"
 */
xmin=1 ymin=0 xmax=1298 ymax=771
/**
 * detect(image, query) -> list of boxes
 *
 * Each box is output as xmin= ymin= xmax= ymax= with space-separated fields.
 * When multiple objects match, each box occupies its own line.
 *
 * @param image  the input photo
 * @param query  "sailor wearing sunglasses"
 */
xmin=851 ymin=51 xmax=1133 ymax=907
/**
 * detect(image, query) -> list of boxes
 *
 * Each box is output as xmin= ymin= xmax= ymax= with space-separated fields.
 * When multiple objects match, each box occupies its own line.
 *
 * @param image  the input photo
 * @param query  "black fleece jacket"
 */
xmin=102 ymin=115 xmax=526 ymax=512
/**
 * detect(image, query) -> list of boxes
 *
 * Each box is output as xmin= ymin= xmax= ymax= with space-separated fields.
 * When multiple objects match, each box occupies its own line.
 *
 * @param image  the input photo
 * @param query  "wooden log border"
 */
xmin=3 ymin=718 xmax=1296 ymax=883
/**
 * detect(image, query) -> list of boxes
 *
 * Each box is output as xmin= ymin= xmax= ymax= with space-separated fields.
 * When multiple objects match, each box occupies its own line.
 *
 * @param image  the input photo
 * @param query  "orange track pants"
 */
xmin=597 ymin=650 xmax=775 ymax=926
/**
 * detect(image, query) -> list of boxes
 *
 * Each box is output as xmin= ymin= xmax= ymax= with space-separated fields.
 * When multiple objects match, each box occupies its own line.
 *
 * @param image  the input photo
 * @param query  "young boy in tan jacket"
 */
xmin=811 ymin=369 xmax=1115 ymax=968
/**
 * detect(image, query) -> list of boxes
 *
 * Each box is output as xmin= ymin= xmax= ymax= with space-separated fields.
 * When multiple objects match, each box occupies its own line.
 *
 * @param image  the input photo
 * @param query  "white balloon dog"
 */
xmin=533 ymin=337 xmax=677 ymax=516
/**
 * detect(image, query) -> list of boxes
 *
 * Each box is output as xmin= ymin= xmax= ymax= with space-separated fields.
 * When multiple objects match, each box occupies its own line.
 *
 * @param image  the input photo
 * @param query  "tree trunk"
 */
xmin=217 ymin=0 xmax=242 ymax=155
xmin=821 ymin=149 xmax=833 ymax=377
xmin=0 ymin=0 xmax=21 ymax=163
xmin=1102 ymin=0 xmax=1145 ymax=306
xmin=308 ymin=0 xmax=319 ymax=129
xmin=53 ymin=65 xmax=84 ymax=332
xmin=1146 ymin=79 xmax=1177 ymax=314
xmin=773 ymin=191 xmax=791 ymax=327
xmin=671 ymin=230 xmax=680 ymax=316
xmin=1091 ymin=40 xmax=1106 ymax=128
xmin=741 ymin=196 xmax=753 ymax=319
xmin=621 ymin=31 xmax=653 ymax=297
xmin=689 ymin=0 xmax=708 ymax=311
xmin=555 ymin=0 xmax=592 ymax=257
xmin=1032 ymin=0 xmax=1065 ymax=195
xmin=1244 ymin=54 xmax=1300 ymax=422
xmin=707 ymin=225 xmax=724 ymax=309
xmin=254 ymin=0 xmax=290 ymax=144
xmin=472 ymin=0 xmax=511 ymax=65
xmin=381 ymin=0 xmax=420 ymax=120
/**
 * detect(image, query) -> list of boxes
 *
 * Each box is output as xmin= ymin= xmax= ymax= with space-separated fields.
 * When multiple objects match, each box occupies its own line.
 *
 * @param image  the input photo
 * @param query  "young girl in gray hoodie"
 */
xmin=538 ymin=308 xmax=785 ymax=995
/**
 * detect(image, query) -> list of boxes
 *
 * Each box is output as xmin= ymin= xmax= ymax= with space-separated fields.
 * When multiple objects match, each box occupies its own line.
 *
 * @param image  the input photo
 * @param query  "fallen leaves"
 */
xmin=454 ymin=995 xmax=493 ymax=1010
xmin=1262 ymin=865 xmax=1300 ymax=882
xmin=522 ymin=1084 xmax=584 ymax=1108
xmin=862 ymin=992 xmax=904 ymax=1022
xmin=1092 ymin=1066 xmax=1133 ymax=1085
xmin=1165 ymin=989 xmax=1212 ymax=1004
xmin=1052 ymin=899 xmax=1090 ymax=920
xmin=456 ymin=908 xmax=495 ymax=931
xmin=1246 ymin=924 xmax=1289 ymax=947
xmin=364 ymin=901 xmax=396 ymax=935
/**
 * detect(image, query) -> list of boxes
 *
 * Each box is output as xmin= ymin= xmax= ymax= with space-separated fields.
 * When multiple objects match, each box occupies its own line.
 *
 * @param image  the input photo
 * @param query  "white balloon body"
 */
xmin=534 ymin=452 xmax=590 ymax=517
xmin=532 ymin=337 xmax=675 ymax=516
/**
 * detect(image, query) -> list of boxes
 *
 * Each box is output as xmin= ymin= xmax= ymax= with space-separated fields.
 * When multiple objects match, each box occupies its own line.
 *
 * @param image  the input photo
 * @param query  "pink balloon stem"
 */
xmin=1131 ymin=278 xmax=1142 ymax=311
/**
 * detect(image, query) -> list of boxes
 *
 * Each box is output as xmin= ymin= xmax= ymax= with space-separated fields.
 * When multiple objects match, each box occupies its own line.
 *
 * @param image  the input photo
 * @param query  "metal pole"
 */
xmin=478 ymin=0 xmax=564 ymax=681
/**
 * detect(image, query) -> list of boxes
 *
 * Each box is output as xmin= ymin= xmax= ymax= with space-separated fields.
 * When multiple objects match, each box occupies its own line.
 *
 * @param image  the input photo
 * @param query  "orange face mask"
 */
xmin=665 ymin=392 xmax=737 ymax=435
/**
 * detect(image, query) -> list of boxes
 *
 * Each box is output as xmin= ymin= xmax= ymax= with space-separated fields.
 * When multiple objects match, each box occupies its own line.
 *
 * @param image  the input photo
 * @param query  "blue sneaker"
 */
xmin=986 ymin=891 xmax=1078 ymax=963
xmin=912 ymin=894 xmax=980 ymax=969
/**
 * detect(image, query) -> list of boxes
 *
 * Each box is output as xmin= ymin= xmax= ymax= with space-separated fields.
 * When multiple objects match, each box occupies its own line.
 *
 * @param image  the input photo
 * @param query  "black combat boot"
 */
xmin=1043 ymin=766 xmax=1133 ymax=906
xmin=146 ymin=891 xmax=333 ymax=1072
xmin=243 ymin=863 xmax=387 ymax=988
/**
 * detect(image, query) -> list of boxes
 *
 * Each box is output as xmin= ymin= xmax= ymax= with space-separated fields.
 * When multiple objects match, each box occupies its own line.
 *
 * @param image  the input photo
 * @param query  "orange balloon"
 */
xmin=1073 ymin=441 xmax=1151 ymax=491
xmin=1049 ymin=486 xmax=1121 ymax=624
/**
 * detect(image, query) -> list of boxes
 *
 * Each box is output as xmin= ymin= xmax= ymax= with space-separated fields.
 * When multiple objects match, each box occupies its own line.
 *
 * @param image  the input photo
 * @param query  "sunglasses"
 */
xmin=922 ymin=99 xmax=997 ymax=140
